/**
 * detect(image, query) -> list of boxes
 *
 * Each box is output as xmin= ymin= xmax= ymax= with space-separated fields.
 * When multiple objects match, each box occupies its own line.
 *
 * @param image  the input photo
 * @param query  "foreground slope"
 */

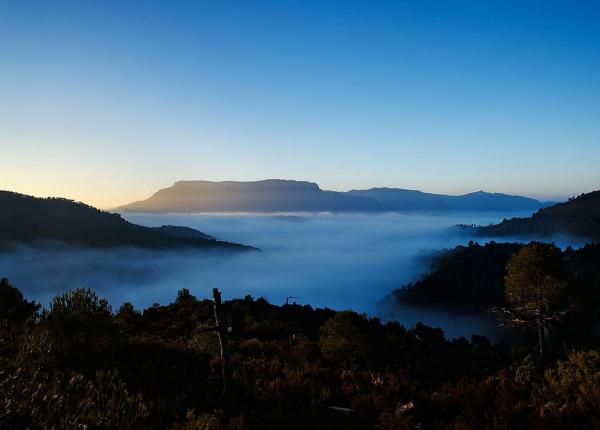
xmin=0 ymin=191 xmax=251 ymax=250
xmin=474 ymin=190 xmax=600 ymax=241
xmin=3 ymin=279 xmax=600 ymax=429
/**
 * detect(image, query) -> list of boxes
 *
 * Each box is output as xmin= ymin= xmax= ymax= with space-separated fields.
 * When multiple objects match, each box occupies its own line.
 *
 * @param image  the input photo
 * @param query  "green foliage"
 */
xmin=116 ymin=302 xmax=141 ymax=328
xmin=393 ymin=242 xmax=600 ymax=320
xmin=176 ymin=288 xmax=197 ymax=304
xmin=395 ymin=241 xmax=522 ymax=311
xmin=174 ymin=410 xmax=220 ymax=430
xmin=0 ymin=277 xmax=39 ymax=326
xmin=538 ymin=350 xmax=600 ymax=427
xmin=0 ymin=277 xmax=40 ymax=361
xmin=0 ymin=367 xmax=149 ymax=429
xmin=43 ymin=288 xmax=120 ymax=369
xmin=514 ymin=354 xmax=543 ymax=386
xmin=319 ymin=311 xmax=375 ymax=365
xmin=477 ymin=190 xmax=600 ymax=240
xmin=503 ymin=243 xmax=570 ymax=359
xmin=505 ymin=242 xmax=568 ymax=314
xmin=1 ymin=278 xmax=599 ymax=429
xmin=0 ymin=190 xmax=249 ymax=249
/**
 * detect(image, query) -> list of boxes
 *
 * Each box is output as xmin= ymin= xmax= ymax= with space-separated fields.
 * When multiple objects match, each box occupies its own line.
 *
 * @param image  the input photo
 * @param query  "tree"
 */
xmin=0 ymin=278 xmax=39 ymax=326
xmin=502 ymin=242 xmax=569 ymax=360
xmin=537 ymin=350 xmax=600 ymax=427
xmin=43 ymin=288 xmax=118 ymax=368
xmin=319 ymin=311 xmax=374 ymax=365
xmin=0 ymin=278 xmax=40 ymax=360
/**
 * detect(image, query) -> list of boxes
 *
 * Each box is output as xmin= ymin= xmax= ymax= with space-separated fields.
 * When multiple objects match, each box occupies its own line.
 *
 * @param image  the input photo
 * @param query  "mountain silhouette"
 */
xmin=474 ymin=190 xmax=600 ymax=241
xmin=119 ymin=180 xmax=550 ymax=213
xmin=0 ymin=191 xmax=252 ymax=250
xmin=347 ymin=188 xmax=550 ymax=211
xmin=118 ymin=180 xmax=390 ymax=213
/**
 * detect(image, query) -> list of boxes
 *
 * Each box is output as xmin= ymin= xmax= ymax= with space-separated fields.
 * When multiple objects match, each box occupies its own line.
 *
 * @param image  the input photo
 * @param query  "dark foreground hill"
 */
xmin=118 ymin=179 xmax=550 ymax=213
xmin=0 ymin=191 xmax=252 ymax=250
xmin=473 ymin=190 xmax=600 ymax=241
xmin=2 ymin=278 xmax=600 ymax=429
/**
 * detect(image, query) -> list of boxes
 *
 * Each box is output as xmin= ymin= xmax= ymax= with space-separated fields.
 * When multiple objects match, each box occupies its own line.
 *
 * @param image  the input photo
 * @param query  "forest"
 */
xmin=472 ymin=190 xmax=600 ymax=240
xmin=2 ymin=240 xmax=600 ymax=429
xmin=0 ymin=191 xmax=251 ymax=250
xmin=395 ymin=241 xmax=600 ymax=314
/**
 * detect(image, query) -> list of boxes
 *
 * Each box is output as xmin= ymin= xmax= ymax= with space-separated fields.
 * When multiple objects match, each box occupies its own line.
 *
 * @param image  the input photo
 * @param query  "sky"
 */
xmin=1 ymin=0 xmax=599 ymax=208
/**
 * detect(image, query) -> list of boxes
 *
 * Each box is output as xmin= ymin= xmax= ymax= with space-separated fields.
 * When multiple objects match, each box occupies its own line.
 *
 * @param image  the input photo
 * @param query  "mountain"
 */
xmin=0 ymin=191 xmax=252 ymax=250
xmin=474 ymin=190 xmax=600 ymax=241
xmin=347 ymin=188 xmax=550 ymax=212
xmin=119 ymin=180 xmax=549 ymax=213
xmin=118 ymin=180 xmax=390 ymax=213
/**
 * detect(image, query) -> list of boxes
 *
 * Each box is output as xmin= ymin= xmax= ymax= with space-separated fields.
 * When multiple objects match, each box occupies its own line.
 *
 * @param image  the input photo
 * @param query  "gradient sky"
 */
xmin=1 ymin=1 xmax=599 ymax=208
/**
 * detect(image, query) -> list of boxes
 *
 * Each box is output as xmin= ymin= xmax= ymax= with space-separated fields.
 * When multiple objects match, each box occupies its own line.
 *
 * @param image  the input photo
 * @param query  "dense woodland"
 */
xmin=0 ymin=191 xmax=250 ymax=250
xmin=395 ymin=241 xmax=600 ymax=314
xmin=2 ymin=242 xmax=600 ymax=429
xmin=473 ymin=190 xmax=600 ymax=240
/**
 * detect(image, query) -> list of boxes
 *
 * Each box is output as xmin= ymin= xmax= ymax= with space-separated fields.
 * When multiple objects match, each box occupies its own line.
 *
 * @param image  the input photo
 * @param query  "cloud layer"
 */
xmin=1 ymin=211 xmax=583 ymax=338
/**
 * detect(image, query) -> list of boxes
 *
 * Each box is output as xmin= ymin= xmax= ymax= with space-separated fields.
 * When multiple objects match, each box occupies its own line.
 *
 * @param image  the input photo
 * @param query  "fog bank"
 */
xmin=0 ymin=211 xmax=585 ymax=338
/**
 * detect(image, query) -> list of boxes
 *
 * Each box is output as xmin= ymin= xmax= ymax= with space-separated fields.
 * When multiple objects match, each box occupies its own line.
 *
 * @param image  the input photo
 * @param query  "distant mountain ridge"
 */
xmin=348 ymin=187 xmax=551 ymax=212
xmin=473 ymin=190 xmax=600 ymax=241
xmin=118 ymin=180 xmax=551 ymax=213
xmin=0 ymin=191 xmax=252 ymax=250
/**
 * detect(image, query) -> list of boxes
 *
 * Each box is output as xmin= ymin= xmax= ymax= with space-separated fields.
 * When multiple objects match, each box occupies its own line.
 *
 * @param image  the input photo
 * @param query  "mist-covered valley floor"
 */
xmin=0 ymin=211 xmax=585 ymax=338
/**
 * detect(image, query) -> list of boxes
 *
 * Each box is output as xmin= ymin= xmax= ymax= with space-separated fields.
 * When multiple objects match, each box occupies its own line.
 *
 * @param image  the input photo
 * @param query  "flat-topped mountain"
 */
xmin=119 ymin=180 xmax=550 ymax=213
xmin=118 ymin=180 xmax=389 ymax=213
xmin=347 ymin=188 xmax=550 ymax=212
xmin=0 ymin=191 xmax=252 ymax=250
xmin=474 ymin=190 xmax=600 ymax=241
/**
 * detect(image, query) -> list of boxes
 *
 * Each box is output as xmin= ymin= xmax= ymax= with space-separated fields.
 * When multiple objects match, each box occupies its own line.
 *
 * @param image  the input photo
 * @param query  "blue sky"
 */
xmin=1 ymin=1 xmax=599 ymax=207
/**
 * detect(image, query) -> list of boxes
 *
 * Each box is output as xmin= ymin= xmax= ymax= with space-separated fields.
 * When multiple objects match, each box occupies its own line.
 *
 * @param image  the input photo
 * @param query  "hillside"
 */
xmin=392 ymin=241 xmax=600 ymax=313
xmin=474 ymin=190 xmax=600 ymax=241
xmin=119 ymin=180 xmax=550 ymax=213
xmin=0 ymin=191 xmax=251 ymax=250
xmin=393 ymin=242 xmax=523 ymax=312
xmin=3 ymin=277 xmax=600 ymax=428
xmin=348 ymin=188 xmax=549 ymax=212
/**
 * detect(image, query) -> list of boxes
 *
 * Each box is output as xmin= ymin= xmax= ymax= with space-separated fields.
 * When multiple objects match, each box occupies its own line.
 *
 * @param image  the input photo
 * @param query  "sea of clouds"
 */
xmin=0 ymin=211 xmax=584 ymax=338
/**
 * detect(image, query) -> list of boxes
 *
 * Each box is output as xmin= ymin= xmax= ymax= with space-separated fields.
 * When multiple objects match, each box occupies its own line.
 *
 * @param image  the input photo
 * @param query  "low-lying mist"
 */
xmin=0 ymin=211 xmax=585 ymax=338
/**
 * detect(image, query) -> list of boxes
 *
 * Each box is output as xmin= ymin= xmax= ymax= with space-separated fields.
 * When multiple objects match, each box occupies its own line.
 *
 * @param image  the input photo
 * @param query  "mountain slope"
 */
xmin=347 ymin=188 xmax=549 ymax=211
xmin=119 ymin=180 xmax=549 ymax=213
xmin=119 ymin=180 xmax=390 ymax=213
xmin=392 ymin=241 xmax=600 ymax=312
xmin=0 ymin=191 xmax=252 ymax=250
xmin=474 ymin=190 xmax=600 ymax=241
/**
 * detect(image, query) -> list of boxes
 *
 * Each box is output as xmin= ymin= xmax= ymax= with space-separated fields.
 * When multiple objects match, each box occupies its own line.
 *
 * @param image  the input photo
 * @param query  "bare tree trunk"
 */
xmin=212 ymin=288 xmax=228 ymax=394
xmin=537 ymin=317 xmax=545 ymax=362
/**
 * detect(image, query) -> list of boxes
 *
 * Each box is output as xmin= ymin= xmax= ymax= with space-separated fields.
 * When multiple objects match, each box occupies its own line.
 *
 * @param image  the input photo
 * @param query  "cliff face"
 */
xmin=119 ymin=180 xmax=390 ymax=213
